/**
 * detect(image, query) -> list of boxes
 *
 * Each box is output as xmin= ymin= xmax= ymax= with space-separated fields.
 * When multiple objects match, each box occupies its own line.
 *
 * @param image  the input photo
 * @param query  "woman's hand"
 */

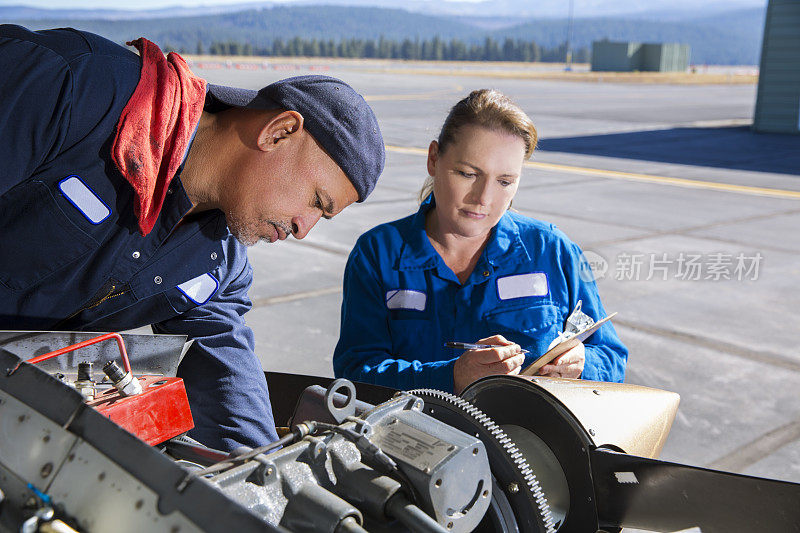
xmin=453 ymin=335 xmax=527 ymax=393
xmin=538 ymin=342 xmax=585 ymax=378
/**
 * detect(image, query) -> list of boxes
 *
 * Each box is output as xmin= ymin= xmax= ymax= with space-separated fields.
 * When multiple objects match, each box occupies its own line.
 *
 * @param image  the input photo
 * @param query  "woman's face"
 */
xmin=428 ymin=124 xmax=526 ymax=239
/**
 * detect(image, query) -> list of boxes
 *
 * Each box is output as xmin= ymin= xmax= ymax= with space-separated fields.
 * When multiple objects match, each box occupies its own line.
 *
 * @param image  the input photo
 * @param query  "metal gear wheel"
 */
xmin=409 ymin=388 xmax=556 ymax=533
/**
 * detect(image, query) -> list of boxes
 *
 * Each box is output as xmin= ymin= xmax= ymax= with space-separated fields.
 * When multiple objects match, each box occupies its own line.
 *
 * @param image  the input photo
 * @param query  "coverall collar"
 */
xmin=398 ymin=193 xmax=531 ymax=275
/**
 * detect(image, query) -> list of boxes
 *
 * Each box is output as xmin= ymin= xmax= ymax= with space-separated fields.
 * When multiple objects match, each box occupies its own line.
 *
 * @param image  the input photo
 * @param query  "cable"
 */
xmin=175 ymin=422 xmax=316 ymax=492
xmin=385 ymin=493 xmax=449 ymax=533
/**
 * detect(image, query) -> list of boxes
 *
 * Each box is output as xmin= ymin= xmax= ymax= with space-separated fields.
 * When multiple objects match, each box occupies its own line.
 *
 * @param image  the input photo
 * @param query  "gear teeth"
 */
xmin=410 ymin=388 xmax=556 ymax=533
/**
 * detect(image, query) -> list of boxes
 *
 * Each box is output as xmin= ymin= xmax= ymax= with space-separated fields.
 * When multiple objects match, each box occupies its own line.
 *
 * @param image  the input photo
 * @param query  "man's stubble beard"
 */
xmin=226 ymin=212 xmax=291 ymax=247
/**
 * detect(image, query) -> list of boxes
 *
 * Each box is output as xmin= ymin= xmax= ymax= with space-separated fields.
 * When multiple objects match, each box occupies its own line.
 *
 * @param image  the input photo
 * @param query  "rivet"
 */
xmin=211 ymin=252 xmax=218 ymax=260
xmin=589 ymin=429 xmax=596 ymax=436
xmin=508 ymin=482 xmax=519 ymax=493
xmin=132 ymin=251 xmax=141 ymax=259
xmin=154 ymin=276 xmax=162 ymax=285
xmin=482 ymin=270 xmax=490 ymax=277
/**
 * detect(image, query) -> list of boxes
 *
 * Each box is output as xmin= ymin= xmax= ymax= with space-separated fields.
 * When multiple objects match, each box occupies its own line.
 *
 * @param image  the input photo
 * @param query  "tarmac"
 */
xmin=194 ymin=60 xmax=800 ymax=499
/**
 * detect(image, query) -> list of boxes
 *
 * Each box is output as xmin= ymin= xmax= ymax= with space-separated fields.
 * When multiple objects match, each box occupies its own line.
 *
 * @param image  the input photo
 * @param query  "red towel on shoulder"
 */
xmin=111 ymin=38 xmax=207 ymax=236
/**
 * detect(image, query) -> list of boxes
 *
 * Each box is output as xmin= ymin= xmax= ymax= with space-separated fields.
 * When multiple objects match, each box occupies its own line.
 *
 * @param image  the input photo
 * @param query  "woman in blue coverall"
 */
xmin=333 ymin=89 xmax=627 ymax=394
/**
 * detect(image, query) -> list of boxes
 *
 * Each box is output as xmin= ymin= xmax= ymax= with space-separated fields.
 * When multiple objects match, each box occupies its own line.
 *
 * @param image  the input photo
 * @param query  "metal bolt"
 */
xmin=508 ymin=482 xmax=519 ymax=493
xmin=40 ymin=462 xmax=53 ymax=478
xmin=154 ymin=276 xmax=162 ymax=285
xmin=132 ymin=251 xmax=141 ymax=259
xmin=210 ymin=252 xmax=218 ymax=260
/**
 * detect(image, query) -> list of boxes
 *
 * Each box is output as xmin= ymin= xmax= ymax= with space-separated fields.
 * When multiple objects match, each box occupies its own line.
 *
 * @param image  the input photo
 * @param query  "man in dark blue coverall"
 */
xmin=0 ymin=25 xmax=385 ymax=451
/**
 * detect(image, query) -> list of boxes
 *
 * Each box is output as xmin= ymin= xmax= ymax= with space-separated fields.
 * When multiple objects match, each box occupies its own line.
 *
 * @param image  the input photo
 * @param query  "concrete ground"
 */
xmin=195 ymin=62 xmax=800 ymax=507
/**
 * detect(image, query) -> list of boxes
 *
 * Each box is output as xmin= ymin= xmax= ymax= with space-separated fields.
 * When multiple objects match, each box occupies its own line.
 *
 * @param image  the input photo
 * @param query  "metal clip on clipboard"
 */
xmin=520 ymin=300 xmax=617 ymax=376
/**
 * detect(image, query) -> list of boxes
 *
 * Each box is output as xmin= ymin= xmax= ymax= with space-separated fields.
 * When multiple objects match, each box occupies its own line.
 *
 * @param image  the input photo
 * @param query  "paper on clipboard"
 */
xmin=520 ymin=311 xmax=617 ymax=376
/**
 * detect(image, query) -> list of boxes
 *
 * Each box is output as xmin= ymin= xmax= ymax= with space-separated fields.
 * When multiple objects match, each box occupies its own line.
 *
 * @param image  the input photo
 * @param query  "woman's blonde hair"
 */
xmin=419 ymin=89 xmax=538 ymax=203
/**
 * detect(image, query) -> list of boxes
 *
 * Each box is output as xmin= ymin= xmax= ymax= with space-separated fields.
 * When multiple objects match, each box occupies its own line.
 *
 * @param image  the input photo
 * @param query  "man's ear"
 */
xmin=426 ymin=140 xmax=439 ymax=176
xmin=256 ymin=110 xmax=304 ymax=152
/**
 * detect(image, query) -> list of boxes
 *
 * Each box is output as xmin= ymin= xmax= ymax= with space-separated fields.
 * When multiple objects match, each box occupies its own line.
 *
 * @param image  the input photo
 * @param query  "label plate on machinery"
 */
xmin=373 ymin=420 xmax=454 ymax=472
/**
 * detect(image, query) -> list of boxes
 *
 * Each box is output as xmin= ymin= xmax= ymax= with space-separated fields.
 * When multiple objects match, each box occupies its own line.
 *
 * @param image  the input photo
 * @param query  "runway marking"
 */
xmin=251 ymin=286 xmax=342 ymax=308
xmin=385 ymin=145 xmax=800 ymax=200
xmin=584 ymin=206 xmax=800 ymax=254
xmin=364 ymin=86 xmax=463 ymax=102
xmin=614 ymin=318 xmax=800 ymax=374
xmin=707 ymin=418 xmax=800 ymax=472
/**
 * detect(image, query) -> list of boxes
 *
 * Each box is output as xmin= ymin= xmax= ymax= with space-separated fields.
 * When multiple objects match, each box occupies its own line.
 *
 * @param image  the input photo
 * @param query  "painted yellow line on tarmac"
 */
xmin=364 ymin=86 xmax=463 ymax=102
xmin=385 ymin=145 xmax=800 ymax=200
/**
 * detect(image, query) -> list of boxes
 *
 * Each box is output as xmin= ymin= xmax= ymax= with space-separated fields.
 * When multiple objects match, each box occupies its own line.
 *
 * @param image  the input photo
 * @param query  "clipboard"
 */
xmin=520 ymin=312 xmax=617 ymax=376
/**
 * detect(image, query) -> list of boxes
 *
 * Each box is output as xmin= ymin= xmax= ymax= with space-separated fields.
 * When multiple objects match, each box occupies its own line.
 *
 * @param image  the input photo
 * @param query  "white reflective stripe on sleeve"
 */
xmin=385 ymin=289 xmax=426 ymax=311
xmin=177 ymin=273 xmax=219 ymax=305
xmin=496 ymin=272 xmax=549 ymax=300
xmin=58 ymin=175 xmax=111 ymax=224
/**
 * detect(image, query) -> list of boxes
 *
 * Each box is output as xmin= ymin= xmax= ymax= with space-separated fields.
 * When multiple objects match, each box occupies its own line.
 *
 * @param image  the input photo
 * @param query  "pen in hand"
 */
xmin=445 ymin=341 xmax=529 ymax=354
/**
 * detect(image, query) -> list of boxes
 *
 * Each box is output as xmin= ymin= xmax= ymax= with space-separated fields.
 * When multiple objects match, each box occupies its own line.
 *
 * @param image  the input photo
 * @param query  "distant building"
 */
xmin=591 ymin=41 xmax=690 ymax=72
xmin=753 ymin=0 xmax=800 ymax=134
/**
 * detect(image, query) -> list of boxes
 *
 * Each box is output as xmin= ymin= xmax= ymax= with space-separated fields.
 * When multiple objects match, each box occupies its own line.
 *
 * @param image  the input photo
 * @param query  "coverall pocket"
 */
xmin=0 ymin=182 xmax=95 ymax=291
xmin=483 ymin=303 xmax=562 ymax=357
xmin=163 ymin=288 xmax=200 ymax=315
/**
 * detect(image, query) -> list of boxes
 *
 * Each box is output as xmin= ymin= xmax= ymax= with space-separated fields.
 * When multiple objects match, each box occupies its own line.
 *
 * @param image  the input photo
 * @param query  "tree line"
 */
xmin=177 ymin=36 xmax=590 ymax=63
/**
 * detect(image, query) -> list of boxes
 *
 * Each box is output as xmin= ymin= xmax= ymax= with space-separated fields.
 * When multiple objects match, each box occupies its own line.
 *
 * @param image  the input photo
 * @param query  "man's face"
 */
xmin=222 ymin=128 xmax=358 ymax=247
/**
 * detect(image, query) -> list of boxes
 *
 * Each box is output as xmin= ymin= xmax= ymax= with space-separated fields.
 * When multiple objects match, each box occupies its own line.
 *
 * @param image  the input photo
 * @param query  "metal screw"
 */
xmin=40 ymin=462 xmax=53 ymax=478
xmin=132 ymin=251 xmax=141 ymax=259
xmin=508 ymin=482 xmax=519 ymax=493
xmin=154 ymin=276 xmax=163 ymax=285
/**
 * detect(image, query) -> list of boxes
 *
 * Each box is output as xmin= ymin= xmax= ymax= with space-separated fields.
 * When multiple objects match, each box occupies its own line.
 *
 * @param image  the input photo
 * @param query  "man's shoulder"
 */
xmin=0 ymin=25 xmax=137 ymax=66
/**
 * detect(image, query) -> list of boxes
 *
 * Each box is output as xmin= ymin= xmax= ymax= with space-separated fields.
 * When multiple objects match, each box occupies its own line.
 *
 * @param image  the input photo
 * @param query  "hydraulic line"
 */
xmin=26 ymin=332 xmax=132 ymax=373
xmin=385 ymin=493 xmax=449 ymax=533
